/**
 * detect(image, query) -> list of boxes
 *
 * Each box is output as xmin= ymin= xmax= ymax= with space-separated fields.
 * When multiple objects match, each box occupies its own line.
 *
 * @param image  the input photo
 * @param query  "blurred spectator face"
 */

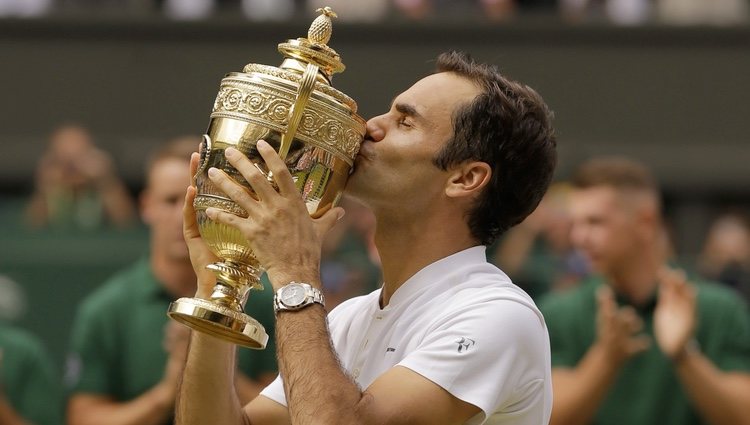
xmin=702 ymin=215 xmax=750 ymax=266
xmin=141 ymin=158 xmax=191 ymax=261
xmin=569 ymin=186 xmax=641 ymax=274
xmin=47 ymin=126 xmax=95 ymax=187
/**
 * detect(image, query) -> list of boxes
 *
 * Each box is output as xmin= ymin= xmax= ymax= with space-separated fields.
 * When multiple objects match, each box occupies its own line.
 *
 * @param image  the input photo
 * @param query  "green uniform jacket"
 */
xmin=539 ymin=276 xmax=750 ymax=425
xmin=0 ymin=322 xmax=63 ymax=425
xmin=66 ymin=257 xmax=277 ymax=414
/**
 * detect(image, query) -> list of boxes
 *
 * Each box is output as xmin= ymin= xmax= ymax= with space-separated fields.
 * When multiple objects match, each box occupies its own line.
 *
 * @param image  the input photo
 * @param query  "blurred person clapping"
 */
xmin=25 ymin=124 xmax=136 ymax=230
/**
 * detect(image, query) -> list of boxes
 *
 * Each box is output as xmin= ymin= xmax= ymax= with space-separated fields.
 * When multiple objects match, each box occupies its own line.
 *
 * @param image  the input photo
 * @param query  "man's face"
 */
xmin=141 ymin=158 xmax=191 ymax=262
xmin=569 ymin=186 xmax=640 ymax=274
xmin=347 ymin=72 xmax=481 ymax=211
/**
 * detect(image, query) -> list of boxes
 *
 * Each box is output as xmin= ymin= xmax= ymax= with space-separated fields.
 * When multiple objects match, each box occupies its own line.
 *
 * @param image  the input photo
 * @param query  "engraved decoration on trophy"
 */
xmin=167 ymin=7 xmax=366 ymax=349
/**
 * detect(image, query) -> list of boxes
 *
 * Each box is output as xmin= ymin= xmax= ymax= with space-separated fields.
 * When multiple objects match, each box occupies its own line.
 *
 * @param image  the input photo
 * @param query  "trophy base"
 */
xmin=168 ymin=297 xmax=268 ymax=349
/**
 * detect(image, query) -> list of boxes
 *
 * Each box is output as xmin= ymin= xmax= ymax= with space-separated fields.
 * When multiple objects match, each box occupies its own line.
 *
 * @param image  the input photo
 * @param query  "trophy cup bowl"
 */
xmin=167 ymin=7 xmax=366 ymax=349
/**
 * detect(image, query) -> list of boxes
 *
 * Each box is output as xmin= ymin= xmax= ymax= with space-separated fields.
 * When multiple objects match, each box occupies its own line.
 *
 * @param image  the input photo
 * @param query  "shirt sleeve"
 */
xmin=237 ymin=282 xmax=278 ymax=380
xmin=16 ymin=337 xmax=64 ymax=425
xmin=538 ymin=292 xmax=589 ymax=368
xmin=65 ymin=301 xmax=120 ymax=395
xmin=258 ymin=374 xmax=287 ymax=407
xmin=397 ymin=297 xmax=551 ymax=425
xmin=257 ymin=297 xmax=363 ymax=407
xmin=710 ymin=294 xmax=750 ymax=373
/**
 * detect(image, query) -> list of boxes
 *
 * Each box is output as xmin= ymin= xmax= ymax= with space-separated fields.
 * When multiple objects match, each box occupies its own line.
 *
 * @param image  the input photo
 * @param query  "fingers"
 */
xmin=212 ymin=141 xmax=303 ymax=213
xmin=183 ymin=185 xmax=201 ymax=240
xmin=208 ymin=166 xmax=259 ymax=213
xmin=205 ymin=205 xmax=248 ymax=229
xmin=658 ymin=266 xmax=696 ymax=303
xmin=314 ymin=206 xmax=346 ymax=238
xmin=619 ymin=306 xmax=644 ymax=334
xmin=596 ymin=284 xmax=652 ymax=361
xmin=596 ymin=285 xmax=616 ymax=319
xmin=256 ymin=140 xmax=298 ymax=196
xmin=222 ymin=146 xmax=278 ymax=202
xmin=629 ymin=335 xmax=652 ymax=355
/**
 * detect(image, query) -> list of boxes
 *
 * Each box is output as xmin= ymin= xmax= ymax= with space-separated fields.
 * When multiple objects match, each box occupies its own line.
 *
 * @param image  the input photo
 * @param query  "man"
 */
xmin=539 ymin=157 xmax=750 ymax=425
xmin=177 ymin=51 xmax=558 ymax=425
xmin=66 ymin=137 xmax=277 ymax=425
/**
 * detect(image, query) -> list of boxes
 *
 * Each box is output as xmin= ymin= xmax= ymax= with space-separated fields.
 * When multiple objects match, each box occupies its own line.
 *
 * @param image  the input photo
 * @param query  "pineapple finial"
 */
xmin=308 ymin=7 xmax=338 ymax=45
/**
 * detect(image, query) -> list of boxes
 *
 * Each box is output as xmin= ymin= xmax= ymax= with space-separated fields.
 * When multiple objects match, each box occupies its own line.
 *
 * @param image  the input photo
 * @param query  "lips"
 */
xmin=357 ymin=141 xmax=374 ymax=161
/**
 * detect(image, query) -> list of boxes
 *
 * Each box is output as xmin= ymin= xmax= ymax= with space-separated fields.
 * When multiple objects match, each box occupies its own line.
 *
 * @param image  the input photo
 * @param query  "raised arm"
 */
xmin=190 ymin=143 xmax=482 ymax=425
xmin=654 ymin=269 xmax=750 ymax=425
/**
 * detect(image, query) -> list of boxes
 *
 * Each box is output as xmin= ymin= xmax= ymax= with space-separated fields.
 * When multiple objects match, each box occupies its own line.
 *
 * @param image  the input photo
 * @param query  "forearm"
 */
xmin=176 ymin=332 xmax=248 ymax=425
xmin=276 ymin=305 xmax=367 ymax=425
xmin=549 ymin=344 xmax=622 ymax=425
xmin=68 ymin=386 xmax=173 ymax=425
xmin=675 ymin=350 xmax=750 ymax=425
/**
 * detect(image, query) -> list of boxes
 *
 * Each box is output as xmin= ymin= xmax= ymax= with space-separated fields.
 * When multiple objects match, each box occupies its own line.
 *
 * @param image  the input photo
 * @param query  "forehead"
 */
xmin=570 ymin=186 xmax=621 ymax=215
xmin=147 ymin=158 xmax=190 ymax=191
xmin=396 ymin=72 xmax=481 ymax=125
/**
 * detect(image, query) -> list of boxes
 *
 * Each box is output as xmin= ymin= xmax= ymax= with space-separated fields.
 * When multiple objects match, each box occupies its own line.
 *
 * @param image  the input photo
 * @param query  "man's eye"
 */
xmin=398 ymin=117 xmax=413 ymax=128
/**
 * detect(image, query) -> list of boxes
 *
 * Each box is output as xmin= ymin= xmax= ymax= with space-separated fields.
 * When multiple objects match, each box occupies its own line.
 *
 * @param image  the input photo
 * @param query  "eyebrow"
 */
xmin=391 ymin=99 xmax=425 ymax=121
xmin=393 ymin=102 xmax=426 ymax=123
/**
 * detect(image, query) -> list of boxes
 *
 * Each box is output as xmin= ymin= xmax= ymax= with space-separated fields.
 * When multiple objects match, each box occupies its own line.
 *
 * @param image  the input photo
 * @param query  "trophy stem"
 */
xmin=167 ymin=261 xmax=269 ymax=349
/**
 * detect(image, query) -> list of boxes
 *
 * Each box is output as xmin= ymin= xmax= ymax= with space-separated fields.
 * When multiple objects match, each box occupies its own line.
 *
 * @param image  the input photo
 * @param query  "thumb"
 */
xmin=314 ymin=206 xmax=346 ymax=237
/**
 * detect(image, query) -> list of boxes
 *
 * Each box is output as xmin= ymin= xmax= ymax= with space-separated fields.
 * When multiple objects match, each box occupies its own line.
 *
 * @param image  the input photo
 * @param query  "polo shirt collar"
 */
xmin=383 ymin=245 xmax=487 ymax=310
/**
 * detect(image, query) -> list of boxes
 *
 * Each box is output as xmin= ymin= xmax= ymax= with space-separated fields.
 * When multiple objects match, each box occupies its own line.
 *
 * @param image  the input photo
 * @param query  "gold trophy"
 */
xmin=167 ymin=7 xmax=366 ymax=349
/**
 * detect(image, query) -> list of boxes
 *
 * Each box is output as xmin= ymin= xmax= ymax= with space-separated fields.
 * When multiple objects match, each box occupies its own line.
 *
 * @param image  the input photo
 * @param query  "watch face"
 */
xmin=280 ymin=284 xmax=307 ymax=307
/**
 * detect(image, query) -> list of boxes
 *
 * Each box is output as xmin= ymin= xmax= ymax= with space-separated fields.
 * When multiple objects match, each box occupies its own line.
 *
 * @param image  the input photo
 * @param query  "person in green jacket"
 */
xmin=0 ymin=320 xmax=63 ymax=425
xmin=66 ymin=137 xmax=277 ymax=425
xmin=540 ymin=156 xmax=750 ymax=425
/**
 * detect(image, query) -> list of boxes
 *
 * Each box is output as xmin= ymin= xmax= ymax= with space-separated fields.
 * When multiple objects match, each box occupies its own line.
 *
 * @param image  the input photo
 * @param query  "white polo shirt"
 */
xmin=260 ymin=246 xmax=552 ymax=425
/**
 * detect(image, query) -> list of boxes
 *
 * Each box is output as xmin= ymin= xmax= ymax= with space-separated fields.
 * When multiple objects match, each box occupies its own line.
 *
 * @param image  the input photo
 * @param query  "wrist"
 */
xmin=670 ymin=339 xmax=700 ymax=365
xmin=591 ymin=341 xmax=629 ymax=368
xmin=274 ymin=282 xmax=325 ymax=314
xmin=151 ymin=380 xmax=176 ymax=412
xmin=266 ymin=268 xmax=321 ymax=291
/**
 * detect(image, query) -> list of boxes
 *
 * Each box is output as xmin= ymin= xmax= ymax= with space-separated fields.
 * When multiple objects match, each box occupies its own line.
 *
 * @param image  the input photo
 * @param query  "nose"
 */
xmin=365 ymin=115 xmax=386 ymax=143
xmin=570 ymin=222 xmax=587 ymax=250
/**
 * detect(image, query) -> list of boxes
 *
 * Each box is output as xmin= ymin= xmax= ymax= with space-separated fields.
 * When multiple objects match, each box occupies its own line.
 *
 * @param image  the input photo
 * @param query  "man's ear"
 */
xmin=445 ymin=161 xmax=492 ymax=199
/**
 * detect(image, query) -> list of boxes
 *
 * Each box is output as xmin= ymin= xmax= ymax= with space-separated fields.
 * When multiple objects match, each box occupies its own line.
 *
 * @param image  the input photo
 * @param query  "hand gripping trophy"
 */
xmin=167 ymin=7 xmax=366 ymax=349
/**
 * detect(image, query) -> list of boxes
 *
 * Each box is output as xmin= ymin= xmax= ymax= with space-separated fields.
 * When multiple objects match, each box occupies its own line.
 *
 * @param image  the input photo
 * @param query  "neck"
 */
xmin=373 ymin=207 xmax=478 ymax=307
xmin=605 ymin=243 xmax=665 ymax=306
xmin=150 ymin=251 xmax=196 ymax=299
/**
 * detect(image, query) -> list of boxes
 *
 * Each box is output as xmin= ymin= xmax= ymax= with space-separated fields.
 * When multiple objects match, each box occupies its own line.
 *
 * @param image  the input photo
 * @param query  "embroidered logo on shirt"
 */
xmin=456 ymin=337 xmax=476 ymax=353
xmin=386 ymin=347 xmax=396 ymax=352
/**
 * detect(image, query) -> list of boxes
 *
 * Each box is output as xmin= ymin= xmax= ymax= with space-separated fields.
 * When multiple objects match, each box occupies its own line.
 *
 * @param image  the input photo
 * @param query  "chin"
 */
xmin=168 ymin=246 xmax=191 ymax=263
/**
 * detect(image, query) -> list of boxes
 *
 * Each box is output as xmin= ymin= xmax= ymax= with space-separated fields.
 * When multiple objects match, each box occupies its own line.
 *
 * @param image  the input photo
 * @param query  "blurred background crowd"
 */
xmin=1 ymin=1 xmax=749 ymax=424
xmin=0 ymin=0 xmax=748 ymax=25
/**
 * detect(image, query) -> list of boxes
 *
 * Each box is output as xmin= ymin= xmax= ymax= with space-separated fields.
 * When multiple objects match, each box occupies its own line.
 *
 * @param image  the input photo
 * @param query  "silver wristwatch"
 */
xmin=274 ymin=282 xmax=325 ymax=313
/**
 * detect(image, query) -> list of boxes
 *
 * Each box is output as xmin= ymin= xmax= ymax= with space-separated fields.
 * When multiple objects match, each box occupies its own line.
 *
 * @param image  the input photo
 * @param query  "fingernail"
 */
xmin=208 ymin=167 xmax=218 ymax=177
xmin=205 ymin=207 xmax=216 ymax=218
xmin=337 ymin=209 xmax=346 ymax=221
xmin=225 ymin=147 xmax=237 ymax=158
xmin=257 ymin=140 xmax=268 ymax=149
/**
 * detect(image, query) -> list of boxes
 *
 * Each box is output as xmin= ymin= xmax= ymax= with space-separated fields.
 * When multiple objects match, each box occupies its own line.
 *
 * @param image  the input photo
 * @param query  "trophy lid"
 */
xmin=277 ymin=7 xmax=345 ymax=80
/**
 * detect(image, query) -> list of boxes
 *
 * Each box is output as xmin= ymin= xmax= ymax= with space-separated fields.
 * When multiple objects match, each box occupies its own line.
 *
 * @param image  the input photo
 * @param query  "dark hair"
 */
xmin=433 ymin=51 xmax=557 ymax=246
xmin=144 ymin=135 xmax=201 ymax=183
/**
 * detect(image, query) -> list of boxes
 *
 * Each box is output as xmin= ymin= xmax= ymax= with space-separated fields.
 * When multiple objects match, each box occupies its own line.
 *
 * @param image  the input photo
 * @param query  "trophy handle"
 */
xmin=194 ymin=134 xmax=212 ymax=184
xmin=278 ymin=62 xmax=319 ymax=160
